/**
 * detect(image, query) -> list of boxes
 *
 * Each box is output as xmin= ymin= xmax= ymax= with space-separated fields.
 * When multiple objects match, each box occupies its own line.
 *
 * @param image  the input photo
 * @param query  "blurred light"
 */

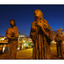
xmin=22 ymin=45 xmax=23 ymax=49
xmin=17 ymin=47 xmax=20 ymax=50
xmin=2 ymin=46 xmax=6 ymax=52
xmin=51 ymin=40 xmax=57 ymax=44
xmin=19 ymin=35 xmax=26 ymax=38
xmin=23 ymin=40 xmax=25 ymax=42
xmin=62 ymin=41 xmax=64 ymax=45
xmin=31 ymin=44 xmax=34 ymax=46
xmin=0 ymin=38 xmax=4 ymax=40
xmin=55 ymin=42 xmax=57 ymax=43
xmin=24 ymin=43 xmax=27 ymax=46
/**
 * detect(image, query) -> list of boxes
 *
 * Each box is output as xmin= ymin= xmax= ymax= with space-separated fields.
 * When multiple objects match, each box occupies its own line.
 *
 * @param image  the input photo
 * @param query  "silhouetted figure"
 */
xmin=5 ymin=19 xmax=18 ymax=59
xmin=61 ymin=39 xmax=64 ymax=59
xmin=30 ymin=9 xmax=52 ymax=59
xmin=61 ymin=32 xmax=64 ymax=59
xmin=55 ymin=28 xmax=63 ymax=58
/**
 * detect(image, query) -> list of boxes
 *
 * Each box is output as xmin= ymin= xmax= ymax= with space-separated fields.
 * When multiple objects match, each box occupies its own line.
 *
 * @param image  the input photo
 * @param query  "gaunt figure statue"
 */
xmin=55 ymin=28 xmax=63 ymax=58
xmin=5 ymin=19 xmax=18 ymax=59
xmin=30 ymin=9 xmax=52 ymax=59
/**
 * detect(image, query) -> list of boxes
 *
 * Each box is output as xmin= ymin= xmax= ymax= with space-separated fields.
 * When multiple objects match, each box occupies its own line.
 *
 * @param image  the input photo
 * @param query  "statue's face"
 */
xmin=34 ymin=10 xmax=42 ymax=17
xmin=10 ymin=21 xmax=15 ymax=26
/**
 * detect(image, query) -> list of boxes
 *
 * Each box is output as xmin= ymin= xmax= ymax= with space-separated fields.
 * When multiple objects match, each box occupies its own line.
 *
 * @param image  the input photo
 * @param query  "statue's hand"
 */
xmin=11 ymin=30 xmax=15 ymax=37
xmin=10 ymin=32 xmax=15 ymax=37
xmin=37 ymin=21 xmax=43 ymax=27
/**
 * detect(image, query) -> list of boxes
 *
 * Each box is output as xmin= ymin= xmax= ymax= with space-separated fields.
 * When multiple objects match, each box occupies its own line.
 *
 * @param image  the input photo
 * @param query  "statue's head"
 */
xmin=34 ymin=9 xmax=43 ymax=20
xmin=9 ymin=19 xmax=16 ymax=27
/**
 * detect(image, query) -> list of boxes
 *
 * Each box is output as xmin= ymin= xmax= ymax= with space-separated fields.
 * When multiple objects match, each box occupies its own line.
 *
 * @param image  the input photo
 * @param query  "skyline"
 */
xmin=0 ymin=5 xmax=64 ymax=36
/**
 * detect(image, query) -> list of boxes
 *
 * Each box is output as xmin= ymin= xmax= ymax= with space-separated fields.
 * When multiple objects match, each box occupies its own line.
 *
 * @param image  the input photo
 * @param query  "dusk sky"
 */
xmin=0 ymin=5 xmax=64 ymax=36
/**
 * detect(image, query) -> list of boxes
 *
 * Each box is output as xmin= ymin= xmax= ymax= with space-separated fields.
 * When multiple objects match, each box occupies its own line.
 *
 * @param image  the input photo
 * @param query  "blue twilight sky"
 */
xmin=0 ymin=5 xmax=64 ymax=36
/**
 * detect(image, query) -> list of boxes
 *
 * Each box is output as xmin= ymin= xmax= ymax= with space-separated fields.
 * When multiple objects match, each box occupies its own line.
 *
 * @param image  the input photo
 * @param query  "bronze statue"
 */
xmin=5 ymin=19 xmax=18 ymax=59
xmin=30 ymin=9 xmax=52 ymax=59
xmin=55 ymin=28 xmax=63 ymax=58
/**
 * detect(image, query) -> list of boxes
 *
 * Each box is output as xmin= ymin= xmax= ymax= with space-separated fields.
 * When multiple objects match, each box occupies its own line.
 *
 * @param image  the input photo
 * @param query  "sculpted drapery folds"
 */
xmin=5 ymin=19 xmax=18 ymax=59
xmin=55 ymin=28 xmax=63 ymax=58
xmin=30 ymin=9 xmax=52 ymax=59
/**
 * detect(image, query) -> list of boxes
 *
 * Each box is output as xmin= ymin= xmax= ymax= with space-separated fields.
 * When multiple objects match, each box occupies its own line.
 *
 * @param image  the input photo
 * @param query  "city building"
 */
xmin=18 ymin=32 xmax=33 ymax=50
xmin=0 ymin=36 xmax=7 ymax=42
xmin=0 ymin=32 xmax=33 ymax=53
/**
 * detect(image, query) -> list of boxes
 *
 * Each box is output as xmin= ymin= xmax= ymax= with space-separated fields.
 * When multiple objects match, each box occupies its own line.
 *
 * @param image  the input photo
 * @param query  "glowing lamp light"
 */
xmin=1 ymin=38 xmax=4 ymax=40
xmin=2 ymin=46 xmax=5 ymax=52
xmin=17 ymin=47 xmax=20 ymax=50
